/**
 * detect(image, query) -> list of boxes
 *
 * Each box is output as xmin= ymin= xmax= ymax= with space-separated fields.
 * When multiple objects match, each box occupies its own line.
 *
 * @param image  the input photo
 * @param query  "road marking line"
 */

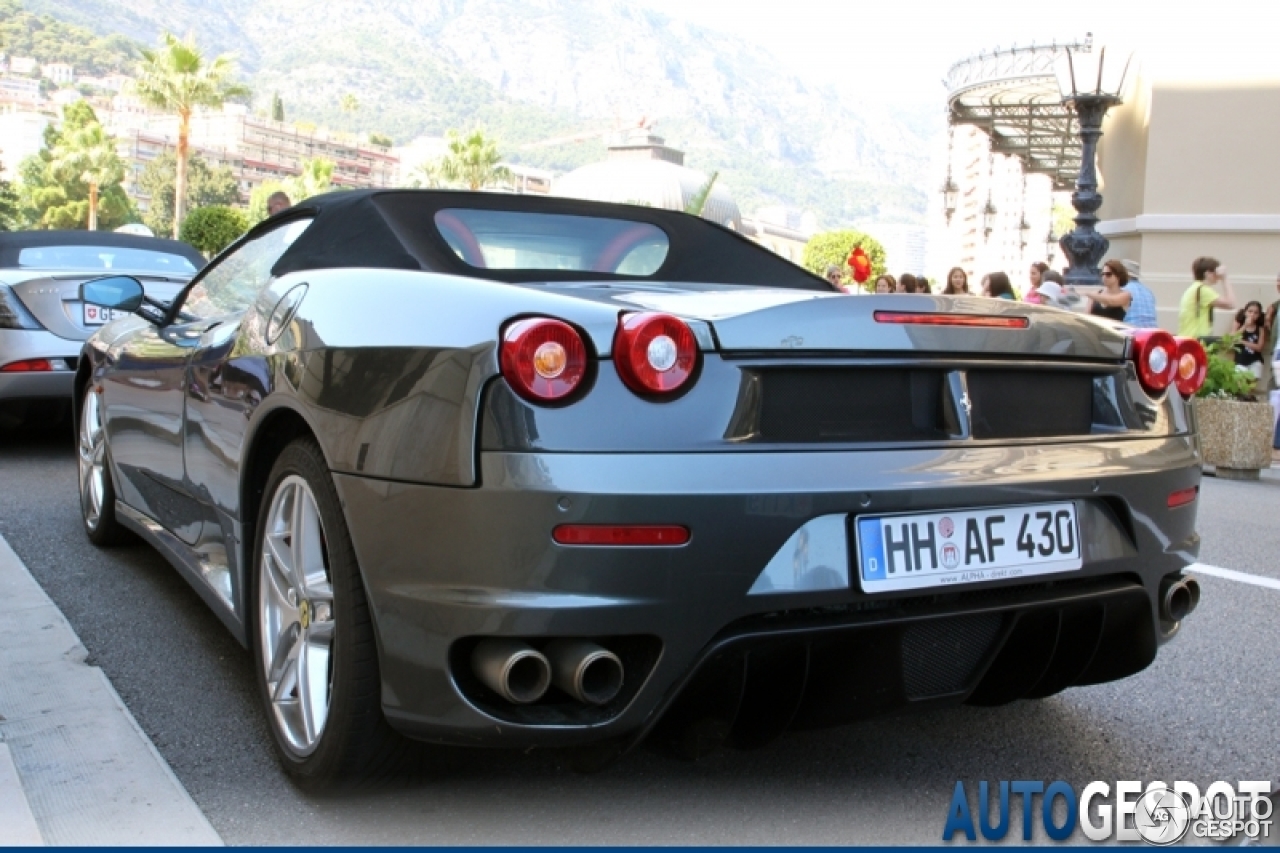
xmin=1186 ymin=562 xmax=1280 ymax=592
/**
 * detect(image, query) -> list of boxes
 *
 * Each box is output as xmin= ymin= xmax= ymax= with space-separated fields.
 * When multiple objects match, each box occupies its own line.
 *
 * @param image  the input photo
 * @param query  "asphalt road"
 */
xmin=1 ymin=425 xmax=1276 ymax=845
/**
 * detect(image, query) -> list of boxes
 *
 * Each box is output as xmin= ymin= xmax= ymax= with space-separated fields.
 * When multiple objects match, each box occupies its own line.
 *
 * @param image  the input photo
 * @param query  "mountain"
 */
xmin=24 ymin=0 xmax=941 ymax=225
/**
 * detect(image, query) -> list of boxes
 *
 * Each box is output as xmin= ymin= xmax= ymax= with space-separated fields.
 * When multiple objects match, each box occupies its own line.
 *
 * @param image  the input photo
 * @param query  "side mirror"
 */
xmin=81 ymin=276 xmax=144 ymax=313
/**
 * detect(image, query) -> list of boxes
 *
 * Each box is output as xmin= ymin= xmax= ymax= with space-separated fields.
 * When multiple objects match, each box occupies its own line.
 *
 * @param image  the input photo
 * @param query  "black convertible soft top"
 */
xmin=267 ymin=189 xmax=832 ymax=291
xmin=0 ymin=230 xmax=206 ymax=269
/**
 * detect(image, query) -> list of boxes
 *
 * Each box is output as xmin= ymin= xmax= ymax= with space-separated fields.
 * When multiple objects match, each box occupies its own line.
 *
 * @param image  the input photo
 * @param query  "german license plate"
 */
xmin=855 ymin=502 xmax=1081 ymax=594
xmin=83 ymin=303 xmax=120 ymax=325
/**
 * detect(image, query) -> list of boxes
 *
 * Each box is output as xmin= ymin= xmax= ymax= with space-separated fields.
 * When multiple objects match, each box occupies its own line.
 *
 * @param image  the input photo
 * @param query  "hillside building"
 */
xmin=0 ymin=76 xmax=43 ymax=109
xmin=106 ymin=104 xmax=401 ymax=207
xmin=41 ymin=63 xmax=74 ymax=85
xmin=0 ymin=109 xmax=49 ymax=179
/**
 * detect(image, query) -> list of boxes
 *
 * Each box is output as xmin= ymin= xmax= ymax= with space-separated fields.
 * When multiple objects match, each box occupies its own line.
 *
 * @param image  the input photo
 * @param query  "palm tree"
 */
xmin=438 ymin=129 xmax=511 ymax=191
xmin=49 ymin=122 xmax=125 ymax=231
xmin=134 ymin=33 xmax=250 ymax=237
xmin=684 ymin=171 xmax=719 ymax=217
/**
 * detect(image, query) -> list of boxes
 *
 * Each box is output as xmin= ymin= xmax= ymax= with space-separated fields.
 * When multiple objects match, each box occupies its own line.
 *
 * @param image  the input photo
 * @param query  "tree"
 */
xmin=179 ymin=205 xmax=248 ymax=256
xmin=270 ymin=92 xmax=284 ymax=122
xmin=340 ymin=93 xmax=359 ymax=113
xmin=685 ymin=171 xmax=719 ymax=217
xmin=137 ymin=151 xmax=240 ymax=238
xmin=802 ymin=229 xmax=887 ymax=291
xmin=49 ymin=121 xmax=125 ymax=230
xmin=407 ymin=159 xmax=445 ymax=189
xmin=16 ymin=102 xmax=134 ymax=230
xmin=367 ymin=132 xmax=392 ymax=148
xmin=246 ymin=157 xmax=337 ymax=222
xmin=0 ymin=162 xmax=19 ymax=231
xmin=133 ymin=32 xmax=250 ymax=238
xmin=437 ymin=128 xmax=511 ymax=191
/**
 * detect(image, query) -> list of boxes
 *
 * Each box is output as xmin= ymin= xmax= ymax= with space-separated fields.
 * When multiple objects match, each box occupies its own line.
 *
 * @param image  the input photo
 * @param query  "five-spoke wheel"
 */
xmin=77 ymin=385 xmax=128 ymax=545
xmin=259 ymin=474 xmax=335 ymax=756
xmin=252 ymin=438 xmax=409 ymax=788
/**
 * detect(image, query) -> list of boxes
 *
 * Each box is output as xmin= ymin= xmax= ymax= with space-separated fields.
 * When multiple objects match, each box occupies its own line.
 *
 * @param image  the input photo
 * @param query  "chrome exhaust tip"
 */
xmin=545 ymin=639 xmax=624 ymax=706
xmin=1159 ymin=576 xmax=1193 ymax=623
xmin=1182 ymin=575 xmax=1201 ymax=615
xmin=471 ymin=639 xmax=552 ymax=704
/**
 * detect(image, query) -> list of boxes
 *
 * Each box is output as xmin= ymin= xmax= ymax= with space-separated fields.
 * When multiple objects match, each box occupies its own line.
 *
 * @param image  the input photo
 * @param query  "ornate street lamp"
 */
xmin=982 ymin=200 xmax=997 ymax=240
xmin=1018 ymin=217 xmax=1032 ymax=252
xmin=1054 ymin=40 xmax=1133 ymax=287
xmin=942 ymin=178 xmax=959 ymax=225
xmin=1045 ymin=228 xmax=1058 ymax=264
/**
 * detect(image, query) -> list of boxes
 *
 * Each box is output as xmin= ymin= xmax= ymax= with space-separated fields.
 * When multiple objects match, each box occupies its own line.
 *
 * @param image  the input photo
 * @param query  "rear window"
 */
xmin=434 ymin=209 xmax=669 ymax=276
xmin=17 ymin=245 xmax=198 ymax=274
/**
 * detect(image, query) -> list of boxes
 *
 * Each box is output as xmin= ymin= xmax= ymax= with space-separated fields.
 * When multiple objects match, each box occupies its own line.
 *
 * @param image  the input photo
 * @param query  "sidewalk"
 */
xmin=0 ymin=533 xmax=222 ymax=846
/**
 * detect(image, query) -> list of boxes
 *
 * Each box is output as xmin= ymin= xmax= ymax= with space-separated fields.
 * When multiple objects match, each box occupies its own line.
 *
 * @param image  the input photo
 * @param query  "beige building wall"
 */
xmin=1097 ymin=75 xmax=1280 ymax=332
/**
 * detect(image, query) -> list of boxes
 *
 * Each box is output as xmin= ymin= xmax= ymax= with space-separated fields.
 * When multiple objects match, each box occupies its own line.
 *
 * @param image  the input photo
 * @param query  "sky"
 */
xmin=633 ymin=0 xmax=1280 ymax=109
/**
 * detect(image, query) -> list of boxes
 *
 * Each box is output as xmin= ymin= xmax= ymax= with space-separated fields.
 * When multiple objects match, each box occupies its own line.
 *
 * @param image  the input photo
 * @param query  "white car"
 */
xmin=0 ymin=231 xmax=204 ymax=427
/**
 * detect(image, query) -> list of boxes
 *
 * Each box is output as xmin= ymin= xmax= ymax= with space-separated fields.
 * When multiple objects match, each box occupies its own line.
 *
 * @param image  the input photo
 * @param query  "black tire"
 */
xmin=250 ymin=437 xmax=413 ymax=789
xmin=77 ymin=386 xmax=132 ymax=546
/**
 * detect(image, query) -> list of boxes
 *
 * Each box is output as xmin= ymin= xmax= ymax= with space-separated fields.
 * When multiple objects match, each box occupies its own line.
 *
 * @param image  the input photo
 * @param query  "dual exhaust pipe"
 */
xmin=1159 ymin=573 xmax=1201 ymax=623
xmin=471 ymin=638 xmax=624 ymax=706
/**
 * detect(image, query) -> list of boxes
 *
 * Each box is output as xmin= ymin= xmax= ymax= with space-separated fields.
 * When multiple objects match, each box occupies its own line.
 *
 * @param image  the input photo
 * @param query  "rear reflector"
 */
xmin=552 ymin=524 xmax=690 ymax=546
xmin=1167 ymin=487 xmax=1198 ymax=509
xmin=874 ymin=311 xmax=1029 ymax=329
xmin=0 ymin=358 xmax=55 ymax=373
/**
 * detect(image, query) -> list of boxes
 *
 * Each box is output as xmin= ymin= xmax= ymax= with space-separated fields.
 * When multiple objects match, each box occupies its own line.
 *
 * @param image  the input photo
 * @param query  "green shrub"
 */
xmin=180 ymin=206 xmax=248 ymax=257
xmin=801 ymin=229 xmax=886 ymax=291
xmin=1197 ymin=333 xmax=1258 ymax=400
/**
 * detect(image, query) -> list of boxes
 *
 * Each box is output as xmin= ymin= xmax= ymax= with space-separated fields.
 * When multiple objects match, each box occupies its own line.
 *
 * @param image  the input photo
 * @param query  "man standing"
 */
xmin=1118 ymin=260 xmax=1157 ymax=328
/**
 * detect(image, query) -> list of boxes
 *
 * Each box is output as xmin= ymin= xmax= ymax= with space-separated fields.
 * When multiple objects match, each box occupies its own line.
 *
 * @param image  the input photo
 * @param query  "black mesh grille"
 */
xmin=758 ymin=368 xmax=948 ymax=442
xmin=967 ymin=370 xmax=1094 ymax=439
xmin=901 ymin=613 xmax=1004 ymax=698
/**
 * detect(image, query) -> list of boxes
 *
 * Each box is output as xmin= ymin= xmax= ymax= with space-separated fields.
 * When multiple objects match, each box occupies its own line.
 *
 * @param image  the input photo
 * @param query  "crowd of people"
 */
xmin=826 ymin=258 xmax=1161 ymax=329
xmin=829 ymin=254 xmax=1280 ymax=412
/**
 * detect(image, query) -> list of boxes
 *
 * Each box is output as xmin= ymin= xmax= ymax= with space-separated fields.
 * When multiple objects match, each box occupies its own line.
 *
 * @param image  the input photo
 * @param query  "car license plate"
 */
xmin=82 ymin=303 xmax=120 ymax=325
xmin=855 ymin=502 xmax=1081 ymax=594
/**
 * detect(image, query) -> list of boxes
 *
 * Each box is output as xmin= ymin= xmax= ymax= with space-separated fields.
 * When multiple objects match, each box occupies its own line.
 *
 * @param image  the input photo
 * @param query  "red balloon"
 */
xmin=848 ymin=247 xmax=872 ymax=283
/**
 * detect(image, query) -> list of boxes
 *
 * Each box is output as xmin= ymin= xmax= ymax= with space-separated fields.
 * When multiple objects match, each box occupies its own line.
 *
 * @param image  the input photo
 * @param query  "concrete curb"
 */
xmin=0 ymin=742 xmax=42 ymax=846
xmin=0 ymin=532 xmax=222 ymax=846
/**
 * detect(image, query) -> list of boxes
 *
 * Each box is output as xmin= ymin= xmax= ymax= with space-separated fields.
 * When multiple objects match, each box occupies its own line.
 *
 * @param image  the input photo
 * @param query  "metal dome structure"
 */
xmin=946 ymin=39 xmax=1093 ymax=190
xmin=553 ymin=129 xmax=742 ymax=231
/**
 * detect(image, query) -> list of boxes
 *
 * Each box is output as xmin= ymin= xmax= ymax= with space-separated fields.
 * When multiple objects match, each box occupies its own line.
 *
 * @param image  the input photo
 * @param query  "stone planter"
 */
xmin=1193 ymin=396 xmax=1275 ymax=480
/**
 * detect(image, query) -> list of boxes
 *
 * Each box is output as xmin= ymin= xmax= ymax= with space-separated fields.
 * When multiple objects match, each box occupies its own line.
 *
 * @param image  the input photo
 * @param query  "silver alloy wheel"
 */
xmin=259 ymin=474 xmax=335 ymax=756
xmin=77 ymin=389 xmax=106 ymax=528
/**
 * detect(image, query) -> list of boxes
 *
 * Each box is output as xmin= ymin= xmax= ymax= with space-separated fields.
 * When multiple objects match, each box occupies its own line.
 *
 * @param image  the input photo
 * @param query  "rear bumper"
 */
xmin=333 ymin=437 xmax=1201 ymax=748
xmin=0 ymin=370 xmax=75 ymax=401
xmin=0 ymin=329 xmax=78 ymax=401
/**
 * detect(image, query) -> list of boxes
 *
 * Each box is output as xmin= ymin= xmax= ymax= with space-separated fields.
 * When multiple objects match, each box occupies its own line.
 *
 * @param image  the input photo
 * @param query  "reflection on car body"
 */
xmin=74 ymin=189 xmax=1207 ymax=788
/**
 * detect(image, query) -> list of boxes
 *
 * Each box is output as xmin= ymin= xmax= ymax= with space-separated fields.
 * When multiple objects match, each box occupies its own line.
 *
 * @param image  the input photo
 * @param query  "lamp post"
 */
xmin=1055 ymin=41 xmax=1132 ymax=288
xmin=942 ymin=178 xmax=958 ymax=225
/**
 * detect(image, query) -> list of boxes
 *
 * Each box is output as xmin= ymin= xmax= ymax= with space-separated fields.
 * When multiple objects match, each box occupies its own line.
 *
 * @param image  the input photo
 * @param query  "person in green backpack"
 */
xmin=1178 ymin=256 xmax=1236 ymax=338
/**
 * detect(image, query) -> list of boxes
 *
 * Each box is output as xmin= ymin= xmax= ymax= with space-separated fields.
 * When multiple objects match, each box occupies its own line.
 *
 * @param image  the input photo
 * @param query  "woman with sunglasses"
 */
xmin=1087 ymin=260 xmax=1131 ymax=321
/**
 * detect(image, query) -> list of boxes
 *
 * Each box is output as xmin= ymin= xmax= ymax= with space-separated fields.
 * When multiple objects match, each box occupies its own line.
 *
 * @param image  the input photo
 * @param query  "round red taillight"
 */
xmin=500 ymin=317 xmax=588 ymax=404
xmin=1173 ymin=337 xmax=1208 ymax=397
xmin=1130 ymin=329 xmax=1178 ymax=395
xmin=613 ymin=312 xmax=698 ymax=396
